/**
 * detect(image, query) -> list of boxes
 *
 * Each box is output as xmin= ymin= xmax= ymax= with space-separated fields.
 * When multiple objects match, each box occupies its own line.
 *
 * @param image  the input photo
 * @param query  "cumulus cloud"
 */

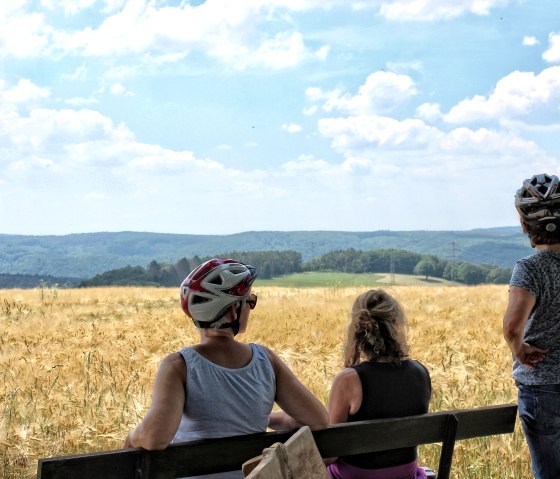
xmin=522 ymin=36 xmax=538 ymax=46
xmin=307 ymin=71 xmax=417 ymax=115
xmin=110 ymin=82 xmax=126 ymax=95
xmin=543 ymin=33 xmax=560 ymax=63
xmin=235 ymin=32 xmax=309 ymax=69
xmin=377 ymin=0 xmax=509 ymax=21
xmin=282 ymin=123 xmax=302 ymax=133
xmin=316 ymin=112 xmax=551 ymax=181
xmin=42 ymin=1 xmax=328 ymax=71
xmin=40 ymin=0 xmax=97 ymax=16
xmin=318 ymin=115 xmax=441 ymax=151
xmin=0 ymin=79 xmax=50 ymax=107
xmin=0 ymin=5 xmax=51 ymax=58
xmin=416 ymin=102 xmax=442 ymax=122
xmin=444 ymin=66 xmax=560 ymax=123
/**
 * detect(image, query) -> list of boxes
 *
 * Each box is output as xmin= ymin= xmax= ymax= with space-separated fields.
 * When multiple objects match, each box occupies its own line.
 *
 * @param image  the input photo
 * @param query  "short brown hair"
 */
xmin=521 ymin=220 xmax=560 ymax=246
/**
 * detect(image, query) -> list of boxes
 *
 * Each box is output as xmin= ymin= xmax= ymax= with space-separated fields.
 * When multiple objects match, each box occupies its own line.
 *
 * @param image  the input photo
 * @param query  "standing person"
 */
xmin=503 ymin=173 xmax=560 ymax=479
xmin=124 ymin=258 xmax=328 ymax=478
xmin=327 ymin=289 xmax=432 ymax=479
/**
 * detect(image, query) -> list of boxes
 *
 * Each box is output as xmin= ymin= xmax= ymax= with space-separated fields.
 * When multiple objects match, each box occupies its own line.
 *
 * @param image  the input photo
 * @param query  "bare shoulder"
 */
xmin=333 ymin=367 xmax=359 ymax=383
xmin=331 ymin=368 xmax=360 ymax=396
xmin=259 ymin=344 xmax=282 ymax=367
xmin=329 ymin=368 xmax=362 ymax=419
xmin=160 ymin=352 xmax=187 ymax=382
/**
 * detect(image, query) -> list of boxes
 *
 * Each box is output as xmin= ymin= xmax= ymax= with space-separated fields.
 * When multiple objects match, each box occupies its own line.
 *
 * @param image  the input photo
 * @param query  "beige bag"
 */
xmin=242 ymin=426 xmax=329 ymax=479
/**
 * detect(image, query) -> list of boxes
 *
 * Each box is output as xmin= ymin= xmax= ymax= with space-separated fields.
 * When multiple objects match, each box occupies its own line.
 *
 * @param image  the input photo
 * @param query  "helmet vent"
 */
xmin=192 ymin=295 xmax=211 ymax=305
xmin=207 ymin=276 xmax=223 ymax=285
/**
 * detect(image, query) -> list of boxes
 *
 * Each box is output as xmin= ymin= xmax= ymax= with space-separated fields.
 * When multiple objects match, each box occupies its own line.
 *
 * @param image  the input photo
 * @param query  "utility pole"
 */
xmin=449 ymin=241 xmax=460 ymax=282
xmin=390 ymin=250 xmax=395 ymax=285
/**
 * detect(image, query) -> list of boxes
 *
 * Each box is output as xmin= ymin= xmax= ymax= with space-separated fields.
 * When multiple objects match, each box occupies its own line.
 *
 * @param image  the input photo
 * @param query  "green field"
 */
xmin=257 ymin=271 xmax=455 ymax=288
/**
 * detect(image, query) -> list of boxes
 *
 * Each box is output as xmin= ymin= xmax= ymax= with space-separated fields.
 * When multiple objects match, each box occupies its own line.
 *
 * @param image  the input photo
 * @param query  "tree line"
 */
xmin=77 ymin=248 xmax=512 ymax=288
xmin=305 ymin=248 xmax=512 ymax=284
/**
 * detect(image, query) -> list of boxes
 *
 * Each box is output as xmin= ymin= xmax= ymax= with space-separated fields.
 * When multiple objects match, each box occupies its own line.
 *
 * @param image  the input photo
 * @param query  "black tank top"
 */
xmin=341 ymin=359 xmax=431 ymax=469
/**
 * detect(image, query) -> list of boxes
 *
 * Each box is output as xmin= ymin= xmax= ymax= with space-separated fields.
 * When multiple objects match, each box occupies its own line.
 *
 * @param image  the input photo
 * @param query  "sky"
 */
xmin=0 ymin=0 xmax=559 ymax=236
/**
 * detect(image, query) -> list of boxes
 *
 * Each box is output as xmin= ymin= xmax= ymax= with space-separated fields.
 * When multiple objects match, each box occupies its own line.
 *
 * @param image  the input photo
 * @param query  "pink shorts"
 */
xmin=327 ymin=459 xmax=427 ymax=479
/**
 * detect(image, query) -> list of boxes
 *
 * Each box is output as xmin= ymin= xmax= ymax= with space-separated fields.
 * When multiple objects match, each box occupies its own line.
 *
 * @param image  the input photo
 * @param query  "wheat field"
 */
xmin=0 ymin=284 xmax=530 ymax=478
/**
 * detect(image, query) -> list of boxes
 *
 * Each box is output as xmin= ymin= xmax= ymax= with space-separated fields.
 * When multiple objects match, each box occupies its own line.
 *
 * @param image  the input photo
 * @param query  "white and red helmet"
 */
xmin=180 ymin=258 xmax=257 ymax=329
xmin=515 ymin=174 xmax=560 ymax=228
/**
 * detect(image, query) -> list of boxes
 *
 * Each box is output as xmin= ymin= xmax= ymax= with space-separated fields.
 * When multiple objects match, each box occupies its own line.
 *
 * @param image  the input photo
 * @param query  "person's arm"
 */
xmin=324 ymin=368 xmax=362 ymax=465
xmin=264 ymin=347 xmax=328 ymax=432
xmin=124 ymin=352 xmax=186 ymax=450
xmin=327 ymin=368 xmax=362 ymax=424
xmin=503 ymin=285 xmax=548 ymax=369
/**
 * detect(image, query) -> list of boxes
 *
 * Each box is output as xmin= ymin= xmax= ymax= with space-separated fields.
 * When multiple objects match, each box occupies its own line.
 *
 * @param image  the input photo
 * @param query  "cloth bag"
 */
xmin=242 ymin=426 xmax=329 ymax=479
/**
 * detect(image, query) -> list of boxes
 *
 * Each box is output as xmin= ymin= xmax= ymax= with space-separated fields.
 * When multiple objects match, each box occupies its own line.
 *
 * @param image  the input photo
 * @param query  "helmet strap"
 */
xmin=192 ymin=303 xmax=242 ymax=335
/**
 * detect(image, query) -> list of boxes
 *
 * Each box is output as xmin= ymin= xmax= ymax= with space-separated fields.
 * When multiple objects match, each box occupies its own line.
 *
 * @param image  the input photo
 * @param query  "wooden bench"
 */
xmin=37 ymin=403 xmax=517 ymax=479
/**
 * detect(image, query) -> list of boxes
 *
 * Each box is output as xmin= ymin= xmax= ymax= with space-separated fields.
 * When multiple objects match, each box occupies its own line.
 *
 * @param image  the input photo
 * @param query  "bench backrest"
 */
xmin=37 ymin=403 xmax=517 ymax=479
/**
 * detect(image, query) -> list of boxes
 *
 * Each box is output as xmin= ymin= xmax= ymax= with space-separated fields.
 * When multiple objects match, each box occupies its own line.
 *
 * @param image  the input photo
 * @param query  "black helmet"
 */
xmin=515 ymin=174 xmax=560 ymax=231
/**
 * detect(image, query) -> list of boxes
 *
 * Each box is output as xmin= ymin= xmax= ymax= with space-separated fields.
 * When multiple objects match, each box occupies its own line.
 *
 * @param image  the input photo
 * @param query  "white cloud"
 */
xmin=236 ymin=32 xmax=309 ymax=69
xmin=282 ymin=123 xmax=302 ymax=133
xmin=61 ymin=65 xmax=89 ymax=82
xmin=64 ymin=96 xmax=99 ymax=106
xmin=315 ymin=45 xmax=330 ymax=60
xmin=318 ymin=115 xmax=440 ymax=151
xmin=543 ymin=33 xmax=560 ymax=63
xmin=308 ymin=71 xmax=417 ymax=115
xmin=281 ymin=154 xmax=329 ymax=172
xmin=0 ymin=6 xmax=51 ymax=58
xmin=40 ymin=0 xmax=97 ymax=16
xmin=522 ymin=36 xmax=538 ymax=46
xmin=416 ymin=102 xmax=442 ymax=122
xmin=0 ymin=79 xmax=50 ymax=106
xmin=378 ymin=0 xmax=509 ymax=21
xmin=444 ymin=66 xmax=560 ymax=123
xmin=82 ymin=191 xmax=109 ymax=202
xmin=386 ymin=60 xmax=423 ymax=74
xmin=45 ymin=1 xmax=327 ymax=71
xmin=110 ymin=82 xmax=126 ymax=95
xmin=126 ymin=148 xmax=223 ymax=173
xmin=303 ymin=105 xmax=318 ymax=116
xmin=0 ymin=107 xmax=130 ymax=158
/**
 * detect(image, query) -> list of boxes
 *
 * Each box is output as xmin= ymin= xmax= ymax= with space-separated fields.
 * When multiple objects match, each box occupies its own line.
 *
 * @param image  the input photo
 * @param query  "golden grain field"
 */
xmin=0 ymin=284 xmax=530 ymax=478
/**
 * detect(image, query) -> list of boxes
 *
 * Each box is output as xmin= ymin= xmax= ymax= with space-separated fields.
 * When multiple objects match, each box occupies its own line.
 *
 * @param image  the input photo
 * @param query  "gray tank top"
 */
xmin=172 ymin=343 xmax=276 ymax=479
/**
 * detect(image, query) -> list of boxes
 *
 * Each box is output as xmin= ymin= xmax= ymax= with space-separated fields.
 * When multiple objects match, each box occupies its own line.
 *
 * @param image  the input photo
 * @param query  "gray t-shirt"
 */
xmin=510 ymin=250 xmax=560 ymax=385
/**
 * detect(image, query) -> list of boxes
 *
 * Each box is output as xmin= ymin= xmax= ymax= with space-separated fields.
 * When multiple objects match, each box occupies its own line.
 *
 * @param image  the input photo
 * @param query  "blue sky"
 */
xmin=1 ymin=0 xmax=559 ymax=235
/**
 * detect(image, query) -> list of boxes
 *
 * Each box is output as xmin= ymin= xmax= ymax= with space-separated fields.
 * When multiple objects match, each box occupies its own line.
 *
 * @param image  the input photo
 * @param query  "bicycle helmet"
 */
xmin=180 ymin=258 xmax=257 ymax=332
xmin=515 ymin=174 xmax=560 ymax=230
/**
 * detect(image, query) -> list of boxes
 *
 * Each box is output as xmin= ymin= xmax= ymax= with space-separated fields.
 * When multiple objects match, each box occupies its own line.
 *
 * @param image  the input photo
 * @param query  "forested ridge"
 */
xmin=0 ymin=228 xmax=530 ymax=280
xmin=0 ymin=246 xmax=512 ymax=288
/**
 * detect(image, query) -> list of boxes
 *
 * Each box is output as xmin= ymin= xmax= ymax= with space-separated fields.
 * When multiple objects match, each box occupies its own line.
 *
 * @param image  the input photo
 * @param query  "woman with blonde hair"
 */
xmin=327 ymin=289 xmax=431 ymax=479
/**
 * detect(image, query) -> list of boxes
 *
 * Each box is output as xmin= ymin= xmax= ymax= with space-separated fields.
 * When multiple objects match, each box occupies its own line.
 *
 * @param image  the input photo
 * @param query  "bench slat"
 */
xmin=37 ymin=404 xmax=517 ymax=479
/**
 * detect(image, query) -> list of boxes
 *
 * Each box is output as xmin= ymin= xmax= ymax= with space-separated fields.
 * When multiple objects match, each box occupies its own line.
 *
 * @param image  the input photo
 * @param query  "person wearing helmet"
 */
xmin=124 ymin=258 xmax=328 ymax=478
xmin=503 ymin=174 xmax=560 ymax=479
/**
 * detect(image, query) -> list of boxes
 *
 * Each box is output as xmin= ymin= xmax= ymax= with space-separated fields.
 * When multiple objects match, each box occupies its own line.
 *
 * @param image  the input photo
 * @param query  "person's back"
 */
xmin=327 ymin=289 xmax=431 ymax=479
xmin=172 ymin=343 xmax=275 ymax=443
xmin=341 ymin=360 xmax=431 ymax=469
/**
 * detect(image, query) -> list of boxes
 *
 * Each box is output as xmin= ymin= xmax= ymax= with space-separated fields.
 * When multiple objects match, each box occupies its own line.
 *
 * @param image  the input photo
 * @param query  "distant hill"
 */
xmin=0 ymin=227 xmax=532 ymax=279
